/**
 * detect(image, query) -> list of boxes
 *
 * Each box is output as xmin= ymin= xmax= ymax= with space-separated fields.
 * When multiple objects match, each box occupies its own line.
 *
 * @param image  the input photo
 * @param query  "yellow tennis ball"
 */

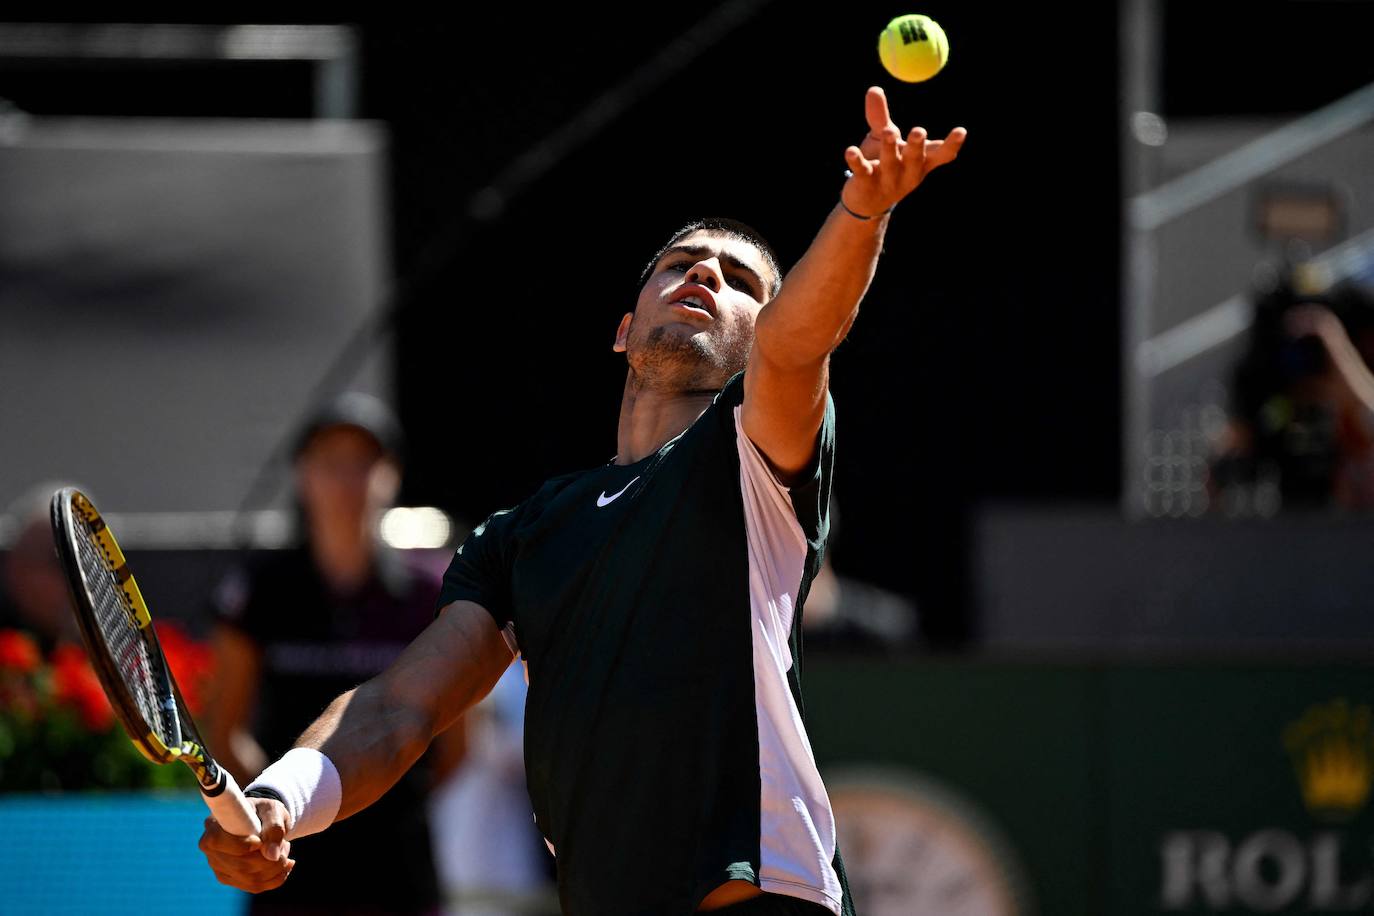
xmin=878 ymin=14 xmax=949 ymax=83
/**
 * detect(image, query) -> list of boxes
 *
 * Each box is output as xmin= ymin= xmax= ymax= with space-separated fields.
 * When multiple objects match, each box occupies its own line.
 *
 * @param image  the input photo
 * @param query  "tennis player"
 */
xmin=199 ymin=86 xmax=964 ymax=916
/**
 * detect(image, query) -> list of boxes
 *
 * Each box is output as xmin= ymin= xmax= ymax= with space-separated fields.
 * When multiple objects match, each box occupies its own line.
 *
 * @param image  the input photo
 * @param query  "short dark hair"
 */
xmin=637 ymin=217 xmax=784 ymax=301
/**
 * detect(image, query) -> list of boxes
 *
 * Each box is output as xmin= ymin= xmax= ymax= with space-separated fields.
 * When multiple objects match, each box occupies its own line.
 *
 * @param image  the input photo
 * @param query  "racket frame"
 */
xmin=50 ymin=487 xmax=261 ymax=835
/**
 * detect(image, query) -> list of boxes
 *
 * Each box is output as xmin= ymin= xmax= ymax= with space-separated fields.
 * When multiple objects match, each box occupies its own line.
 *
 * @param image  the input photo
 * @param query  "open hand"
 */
xmin=842 ymin=86 xmax=966 ymax=219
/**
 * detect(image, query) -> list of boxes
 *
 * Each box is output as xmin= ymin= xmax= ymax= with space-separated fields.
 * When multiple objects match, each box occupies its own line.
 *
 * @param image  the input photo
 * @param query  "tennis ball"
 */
xmin=878 ymin=14 xmax=949 ymax=83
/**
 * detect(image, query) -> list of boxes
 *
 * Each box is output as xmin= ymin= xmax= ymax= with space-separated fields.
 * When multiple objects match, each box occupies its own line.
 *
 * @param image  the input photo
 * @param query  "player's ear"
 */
xmin=612 ymin=313 xmax=632 ymax=353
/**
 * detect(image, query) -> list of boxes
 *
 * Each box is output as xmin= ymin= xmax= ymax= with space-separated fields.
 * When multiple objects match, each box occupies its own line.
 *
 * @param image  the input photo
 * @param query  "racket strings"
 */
xmin=74 ymin=518 xmax=175 ymax=746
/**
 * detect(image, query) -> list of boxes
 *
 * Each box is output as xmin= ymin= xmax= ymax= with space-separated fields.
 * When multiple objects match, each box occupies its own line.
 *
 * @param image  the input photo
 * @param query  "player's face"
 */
xmin=615 ymin=231 xmax=776 ymax=386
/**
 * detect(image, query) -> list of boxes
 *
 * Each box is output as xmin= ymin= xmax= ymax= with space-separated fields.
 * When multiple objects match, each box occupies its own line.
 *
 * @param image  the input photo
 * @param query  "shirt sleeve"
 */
xmin=722 ymin=368 xmax=836 ymax=546
xmin=786 ymin=389 xmax=836 ymax=547
xmin=436 ymin=506 xmax=522 ymax=632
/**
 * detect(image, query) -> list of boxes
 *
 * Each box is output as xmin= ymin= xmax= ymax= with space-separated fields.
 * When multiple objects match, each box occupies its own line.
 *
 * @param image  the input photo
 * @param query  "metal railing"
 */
xmin=0 ymin=23 xmax=359 ymax=118
xmin=1122 ymin=78 xmax=1374 ymax=516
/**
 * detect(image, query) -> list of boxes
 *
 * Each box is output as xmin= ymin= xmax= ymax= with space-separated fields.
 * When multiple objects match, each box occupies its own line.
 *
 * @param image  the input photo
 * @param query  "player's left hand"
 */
xmin=842 ymin=86 xmax=966 ymax=219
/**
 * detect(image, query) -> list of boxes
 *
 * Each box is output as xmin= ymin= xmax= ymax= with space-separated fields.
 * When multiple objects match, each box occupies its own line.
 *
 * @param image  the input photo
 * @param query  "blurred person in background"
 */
xmin=801 ymin=498 xmax=918 ymax=652
xmin=428 ymin=661 xmax=558 ymax=916
xmin=1212 ymin=277 xmax=1374 ymax=511
xmin=0 ymin=484 xmax=80 ymax=653
xmin=206 ymin=392 xmax=444 ymax=915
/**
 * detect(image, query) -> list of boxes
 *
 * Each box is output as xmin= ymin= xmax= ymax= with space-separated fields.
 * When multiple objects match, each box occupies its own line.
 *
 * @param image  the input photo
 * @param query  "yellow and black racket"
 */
xmin=50 ymin=486 xmax=262 ymax=836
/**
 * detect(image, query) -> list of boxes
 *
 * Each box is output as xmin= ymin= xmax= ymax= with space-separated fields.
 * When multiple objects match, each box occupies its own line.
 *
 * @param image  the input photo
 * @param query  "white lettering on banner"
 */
xmin=1161 ymin=830 xmax=1374 ymax=911
xmin=266 ymin=641 xmax=409 ymax=676
xmin=1311 ymin=834 xmax=1374 ymax=908
xmin=1232 ymin=831 xmax=1304 ymax=911
xmin=1161 ymin=831 xmax=1232 ymax=908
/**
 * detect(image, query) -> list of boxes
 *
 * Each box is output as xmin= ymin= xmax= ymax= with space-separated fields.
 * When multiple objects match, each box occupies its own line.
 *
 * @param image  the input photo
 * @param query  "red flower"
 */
xmin=50 ymin=643 xmax=114 ymax=732
xmin=0 ymin=629 xmax=41 ymax=674
xmin=156 ymin=622 xmax=215 ymax=714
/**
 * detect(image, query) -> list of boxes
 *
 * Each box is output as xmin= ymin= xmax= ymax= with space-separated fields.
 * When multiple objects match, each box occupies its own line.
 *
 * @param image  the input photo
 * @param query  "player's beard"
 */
xmin=626 ymin=316 xmax=754 ymax=394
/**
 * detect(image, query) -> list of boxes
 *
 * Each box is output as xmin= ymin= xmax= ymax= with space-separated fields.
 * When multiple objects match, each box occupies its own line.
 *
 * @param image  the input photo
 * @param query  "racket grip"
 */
xmin=202 ymin=768 xmax=264 ymax=837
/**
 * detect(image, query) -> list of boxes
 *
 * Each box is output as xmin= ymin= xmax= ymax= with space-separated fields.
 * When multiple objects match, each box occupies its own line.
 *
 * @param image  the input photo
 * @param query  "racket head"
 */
xmin=49 ymin=487 xmax=183 ymax=765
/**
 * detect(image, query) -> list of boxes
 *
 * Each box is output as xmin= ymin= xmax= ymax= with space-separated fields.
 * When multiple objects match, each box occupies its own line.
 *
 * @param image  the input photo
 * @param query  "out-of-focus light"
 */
xmin=0 ymin=23 xmax=352 ymax=61
xmin=380 ymin=507 xmax=453 ymax=550
xmin=250 ymin=511 xmax=294 ymax=550
xmin=1132 ymin=111 xmax=1168 ymax=147
xmin=219 ymin=25 xmax=354 ymax=61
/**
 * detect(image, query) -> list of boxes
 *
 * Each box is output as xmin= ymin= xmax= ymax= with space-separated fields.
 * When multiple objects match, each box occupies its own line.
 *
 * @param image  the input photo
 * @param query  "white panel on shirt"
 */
xmin=733 ymin=406 xmax=843 ymax=916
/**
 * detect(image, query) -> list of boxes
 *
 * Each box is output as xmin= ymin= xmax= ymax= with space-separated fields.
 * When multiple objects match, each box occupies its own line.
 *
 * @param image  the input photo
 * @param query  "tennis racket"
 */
xmin=50 ymin=486 xmax=262 ymax=837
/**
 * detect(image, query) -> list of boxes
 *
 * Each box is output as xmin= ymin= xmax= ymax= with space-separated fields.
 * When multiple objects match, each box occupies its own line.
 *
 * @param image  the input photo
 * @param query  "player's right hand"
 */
xmin=198 ymin=796 xmax=296 ymax=893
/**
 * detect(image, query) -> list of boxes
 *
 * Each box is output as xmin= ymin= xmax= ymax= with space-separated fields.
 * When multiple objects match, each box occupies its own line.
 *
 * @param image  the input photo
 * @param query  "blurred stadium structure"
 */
xmin=0 ymin=24 xmax=392 ymax=536
xmin=2 ymin=6 xmax=1374 ymax=916
xmin=975 ymin=1 xmax=1374 ymax=655
xmin=1125 ymin=66 xmax=1374 ymax=520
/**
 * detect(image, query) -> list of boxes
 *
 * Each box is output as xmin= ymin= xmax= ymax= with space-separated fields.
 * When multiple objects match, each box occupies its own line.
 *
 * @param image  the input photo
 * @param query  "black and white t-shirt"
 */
xmin=439 ymin=372 xmax=854 ymax=916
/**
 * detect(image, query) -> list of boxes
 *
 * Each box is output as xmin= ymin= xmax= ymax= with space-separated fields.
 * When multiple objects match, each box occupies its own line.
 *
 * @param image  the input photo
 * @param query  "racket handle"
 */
xmin=202 ymin=767 xmax=264 ymax=837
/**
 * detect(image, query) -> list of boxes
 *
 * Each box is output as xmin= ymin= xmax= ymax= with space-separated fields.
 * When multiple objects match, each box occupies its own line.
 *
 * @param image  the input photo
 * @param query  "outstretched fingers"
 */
xmin=848 ymin=85 xmax=968 ymax=211
xmin=877 ymin=127 xmax=901 ymax=177
xmin=923 ymin=127 xmax=968 ymax=171
xmin=864 ymin=86 xmax=894 ymax=137
xmin=844 ymin=146 xmax=873 ymax=178
xmin=900 ymin=126 xmax=927 ymax=184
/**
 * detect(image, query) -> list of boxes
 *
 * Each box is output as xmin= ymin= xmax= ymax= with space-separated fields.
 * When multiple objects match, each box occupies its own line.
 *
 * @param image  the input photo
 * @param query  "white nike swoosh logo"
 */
xmin=597 ymin=476 xmax=639 ymax=507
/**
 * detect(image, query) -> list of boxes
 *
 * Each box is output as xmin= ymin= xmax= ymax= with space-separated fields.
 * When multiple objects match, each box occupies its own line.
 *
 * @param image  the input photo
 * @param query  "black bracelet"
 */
xmin=839 ymin=197 xmax=893 ymax=221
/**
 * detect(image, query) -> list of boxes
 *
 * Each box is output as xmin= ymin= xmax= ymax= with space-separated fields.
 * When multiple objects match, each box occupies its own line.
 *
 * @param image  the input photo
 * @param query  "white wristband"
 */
xmin=246 ymin=747 xmax=342 ymax=840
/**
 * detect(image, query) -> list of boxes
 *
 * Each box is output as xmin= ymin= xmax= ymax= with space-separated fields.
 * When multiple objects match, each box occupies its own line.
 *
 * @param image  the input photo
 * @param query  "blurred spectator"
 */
xmin=802 ymin=499 xmax=919 ymax=651
xmin=804 ymin=557 xmax=920 ymax=651
xmin=428 ymin=663 xmax=558 ymax=916
xmin=1213 ymin=277 xmax=1374 ymax=512
xmin=205 ymin=392 xmax=443 ymax=915
xmin=0 ymin=484 xmax=80 ymax=653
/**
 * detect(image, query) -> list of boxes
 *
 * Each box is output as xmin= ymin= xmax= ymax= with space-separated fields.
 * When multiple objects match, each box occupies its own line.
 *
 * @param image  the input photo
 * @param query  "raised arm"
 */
xmin=198 ymin=599 xmax=512 ymax=892
xmin=742 ymin=86 xmax=965 ymax=479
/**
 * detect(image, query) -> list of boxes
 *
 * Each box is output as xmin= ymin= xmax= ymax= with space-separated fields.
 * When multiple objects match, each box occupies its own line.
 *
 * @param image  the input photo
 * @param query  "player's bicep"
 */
xmin=741 ymin=352 xmax=829 ymax=484
xmin=377 ymin=599 xmax=513 ymax=739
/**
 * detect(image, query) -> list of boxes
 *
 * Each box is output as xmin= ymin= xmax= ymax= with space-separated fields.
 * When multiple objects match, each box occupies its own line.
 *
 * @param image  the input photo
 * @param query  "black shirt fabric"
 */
xmin=438 ymin=374 xmax=855 ymax=916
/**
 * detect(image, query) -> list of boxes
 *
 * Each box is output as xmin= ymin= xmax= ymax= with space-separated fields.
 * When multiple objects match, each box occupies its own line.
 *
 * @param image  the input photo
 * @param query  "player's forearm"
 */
xmin=293 ymin=680 xmax=435 ymax=822
xmin=256 ymin=601 xmax=511 ymax=831
xmin=754 ymin=203 xmax=889 ymax=368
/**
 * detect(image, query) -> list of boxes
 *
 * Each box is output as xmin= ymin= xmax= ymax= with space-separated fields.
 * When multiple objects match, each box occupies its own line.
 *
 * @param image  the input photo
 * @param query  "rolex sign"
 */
xmin=1158 ymin=699 xmax=1374 ymax=912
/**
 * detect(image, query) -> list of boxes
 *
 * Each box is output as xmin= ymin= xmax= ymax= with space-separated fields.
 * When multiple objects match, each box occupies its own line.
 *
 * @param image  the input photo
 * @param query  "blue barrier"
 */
xmin=0 ymin=793 xmax=245 ymax=915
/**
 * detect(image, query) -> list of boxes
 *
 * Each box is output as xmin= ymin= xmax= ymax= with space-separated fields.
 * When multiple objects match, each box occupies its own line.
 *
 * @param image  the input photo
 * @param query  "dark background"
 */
xmin=3 ymin=2 xmax=1370 ymax=644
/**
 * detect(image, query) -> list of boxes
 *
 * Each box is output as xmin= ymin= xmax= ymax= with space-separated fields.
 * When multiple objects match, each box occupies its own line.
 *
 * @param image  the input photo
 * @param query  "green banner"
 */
xmin=804 ymin=659 xmax=1374 ymax=916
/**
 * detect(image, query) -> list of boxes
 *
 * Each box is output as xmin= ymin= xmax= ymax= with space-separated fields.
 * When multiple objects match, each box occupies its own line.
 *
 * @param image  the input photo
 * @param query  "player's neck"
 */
xmin=614 ymin=369 xmax=716 ymax=465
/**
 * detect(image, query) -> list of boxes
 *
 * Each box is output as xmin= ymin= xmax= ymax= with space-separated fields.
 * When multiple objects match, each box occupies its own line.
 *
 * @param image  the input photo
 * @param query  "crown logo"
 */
xmin=1283 ymin=699 xmax=1374 ymax=822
